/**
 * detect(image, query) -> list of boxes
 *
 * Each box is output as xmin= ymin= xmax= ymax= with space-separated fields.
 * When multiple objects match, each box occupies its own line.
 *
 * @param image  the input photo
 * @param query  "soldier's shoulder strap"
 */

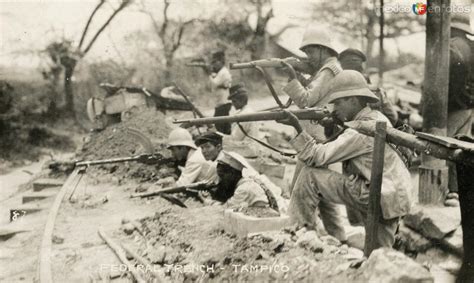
xmin=249 ymin=175 xmax=280 ymax=213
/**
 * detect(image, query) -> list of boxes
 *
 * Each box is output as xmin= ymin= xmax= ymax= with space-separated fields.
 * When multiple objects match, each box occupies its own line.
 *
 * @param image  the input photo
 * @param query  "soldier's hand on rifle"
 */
xmin=276 ymin=110 xmax=303 ymax=134
xmin=281 ymin=61 xmax=297 ymax=81
xmin=295 ymin=72 xmax=311 ymax=87
xmin=137 ymin=154 xmax=162 ymax=165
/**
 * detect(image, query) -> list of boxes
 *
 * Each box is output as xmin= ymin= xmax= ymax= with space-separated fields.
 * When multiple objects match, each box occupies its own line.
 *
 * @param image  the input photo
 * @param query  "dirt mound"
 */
xmin=79 ymin=109 xmax=173 ymax=160
xmin=76 ymin=109 xmax=176 ymax=183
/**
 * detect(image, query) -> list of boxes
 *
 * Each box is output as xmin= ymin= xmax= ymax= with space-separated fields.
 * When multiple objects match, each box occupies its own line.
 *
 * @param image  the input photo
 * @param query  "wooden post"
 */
xmin=419 ymin=0 xmax=450 ymax=205
xmin=364 ymin=121 xmax=386 ymax=257
xmin=378 ymin=0 xmax=384 ymax=87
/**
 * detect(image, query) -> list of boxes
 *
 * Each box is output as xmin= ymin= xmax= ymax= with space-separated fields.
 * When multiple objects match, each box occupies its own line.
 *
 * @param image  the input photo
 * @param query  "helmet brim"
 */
xmin=328 ymin=88 xmax=379 ymax=104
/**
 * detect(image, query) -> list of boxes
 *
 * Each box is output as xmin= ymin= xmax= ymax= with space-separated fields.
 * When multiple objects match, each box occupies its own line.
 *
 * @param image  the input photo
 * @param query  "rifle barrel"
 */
xmin=76 ymin=156 xmax=140 ymax=167
xmin=229 ymin=58 xmax=312 ymax=73
xmin=186 ymin=62 xmax=208 ymax=67
xmin=131 ymin=182 xmax=215 ymax=198
xmin=230 ymin=59 xmax=284 ymax=70
xmin=173 ymin=108 xmax=330 ymax=126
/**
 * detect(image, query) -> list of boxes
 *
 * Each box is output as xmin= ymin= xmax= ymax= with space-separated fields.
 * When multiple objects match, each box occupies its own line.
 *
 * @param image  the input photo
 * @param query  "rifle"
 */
xmin=49 ymin=153 xmax=176 ymax=172
xmin=185 ymin=62 xmax=210 ymax=68
xmin=130 ymin=182 xmax=217 ymax=198
xmin=173 ymin=107 xmax=332 ymax=126
xmin=230 ymin=57 xmax=312 ymax=74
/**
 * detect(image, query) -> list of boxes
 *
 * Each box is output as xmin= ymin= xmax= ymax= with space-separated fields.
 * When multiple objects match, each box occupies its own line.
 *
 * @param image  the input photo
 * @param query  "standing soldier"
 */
xmin=280 ymin=27 xmax=346 ymax=242
xmin=209 ymin=50 xmax=233 ymax=134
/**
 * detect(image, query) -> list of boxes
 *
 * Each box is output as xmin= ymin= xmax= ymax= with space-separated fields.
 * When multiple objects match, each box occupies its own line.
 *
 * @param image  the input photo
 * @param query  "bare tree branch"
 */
xmin=144 ymin=7 xmax=162 ymax=42
xmin=171 ymin=20 xmax=194 ymax=52
xmin=160 ymin=0 xmax=170 ymax=39
xmin=78 ymin=0 xmax=106 ymax=49
xmin=82 ymin=0 xmax=131 ymax=55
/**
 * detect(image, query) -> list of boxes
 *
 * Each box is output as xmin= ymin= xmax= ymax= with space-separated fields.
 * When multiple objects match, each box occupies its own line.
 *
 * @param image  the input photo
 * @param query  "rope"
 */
xmin=236 ymin=123 xmax=296 ymax=157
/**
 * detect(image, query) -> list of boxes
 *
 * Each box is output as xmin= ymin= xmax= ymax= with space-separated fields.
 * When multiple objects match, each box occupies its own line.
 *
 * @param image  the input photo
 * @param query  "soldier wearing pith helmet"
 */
xmin=280 ymin=26 xmax=347 ymax=243
xmin=163 ymin=128 xmax=216 ymax=187
xmin=279 ymin=70 xmax=413 ymax=249
xmin=281 ymin=26 xmax=342 ymax=114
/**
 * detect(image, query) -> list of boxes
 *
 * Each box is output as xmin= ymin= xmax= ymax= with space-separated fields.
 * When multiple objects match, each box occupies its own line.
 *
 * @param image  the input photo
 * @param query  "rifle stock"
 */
xmin=173 ymin=108 xmax=331 ymax=126
xmin=130 ymin=182 xmax=216 ymax=198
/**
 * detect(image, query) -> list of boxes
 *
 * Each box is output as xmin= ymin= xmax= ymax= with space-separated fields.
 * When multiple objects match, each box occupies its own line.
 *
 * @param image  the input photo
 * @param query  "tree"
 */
xmin=43 ymin=0 xmax=131 ymax=114
xmin=311 ymin=0 xmax=425 ymax=64
xmin=205 ymin=0 xmax=274 ymax=60
xmin=140 ymin=0 xmax=195 ymax=84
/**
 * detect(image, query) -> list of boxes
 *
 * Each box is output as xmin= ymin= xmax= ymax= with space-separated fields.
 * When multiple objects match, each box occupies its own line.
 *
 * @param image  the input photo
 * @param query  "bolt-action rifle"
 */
xmin=48 ymin=153 xmax=176 ymax=172
xmin=173 ymin=107 xmax=333 ymax=126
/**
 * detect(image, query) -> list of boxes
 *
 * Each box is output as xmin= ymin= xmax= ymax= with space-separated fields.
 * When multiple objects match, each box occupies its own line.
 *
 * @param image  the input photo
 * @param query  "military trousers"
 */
xmin=289 ymin=166 xmax=399 ymax=248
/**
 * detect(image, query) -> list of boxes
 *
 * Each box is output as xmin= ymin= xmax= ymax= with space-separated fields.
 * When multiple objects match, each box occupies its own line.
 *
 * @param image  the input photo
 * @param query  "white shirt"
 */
xmin=210 ymin=66 xmax=232 ymax=105
xmin=175 ymin=148 xmax=215 ymax=186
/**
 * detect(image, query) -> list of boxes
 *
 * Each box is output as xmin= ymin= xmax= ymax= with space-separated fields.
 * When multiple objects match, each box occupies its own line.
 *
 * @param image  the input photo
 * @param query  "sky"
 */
xmin=0 ymin=0 xmax=472 ymax=69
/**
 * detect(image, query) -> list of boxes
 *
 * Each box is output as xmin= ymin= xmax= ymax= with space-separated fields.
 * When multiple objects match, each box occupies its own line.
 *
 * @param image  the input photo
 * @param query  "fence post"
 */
xmin=364 ymin=121 xmax=387 ymax=257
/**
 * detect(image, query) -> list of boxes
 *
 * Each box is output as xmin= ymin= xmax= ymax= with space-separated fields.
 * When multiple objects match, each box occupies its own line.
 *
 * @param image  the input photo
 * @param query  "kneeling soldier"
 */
xmin=279 ymin=70 xmax=412 ymax=248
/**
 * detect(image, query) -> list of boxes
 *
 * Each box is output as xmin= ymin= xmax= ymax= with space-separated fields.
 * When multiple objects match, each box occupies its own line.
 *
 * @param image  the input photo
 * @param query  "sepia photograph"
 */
xmin=0 ymin=0 xmax=473 ymax=282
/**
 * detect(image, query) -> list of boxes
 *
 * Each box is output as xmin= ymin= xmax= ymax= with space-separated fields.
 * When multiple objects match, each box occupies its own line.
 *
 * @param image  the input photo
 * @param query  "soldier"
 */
xmin=280 ymin=26 xmax=347 ymax=242
xmin=213 ymin=151 xmax=288 ymax=213
xmin=224 ymin=83 xmax=260 ymax=141
xmin=278 ymin=70 xmax=412 ymax=248
xmin=281 ymin=27 xmax=341 ymax=123
xmin=339 ymin=48 xmax=399 ymax=126
xmin=445 ymin=15 xmax=473 ymax=206
xmin=158 ymin=128 xmax=216 ymax=187
xmin=209 ymin=50 xmax=233 ymax=134
xmin=195 ymin=131 xmax=224 ymax=181
xmin=338 ymin=48 xmax=367 ymax=74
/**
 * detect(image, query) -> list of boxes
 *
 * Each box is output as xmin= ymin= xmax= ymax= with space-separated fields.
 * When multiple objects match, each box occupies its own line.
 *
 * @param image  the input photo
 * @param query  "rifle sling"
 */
xmin=236 ymin=123 xmax=296 ymax=157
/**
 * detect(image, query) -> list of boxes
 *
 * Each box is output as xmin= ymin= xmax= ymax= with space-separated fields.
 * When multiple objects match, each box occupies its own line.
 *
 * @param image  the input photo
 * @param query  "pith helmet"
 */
xmin=451 ymin=14 xmax=473 ymax=35
xmin=327 ymin=70 xmax=379 ymax=104
xmin=300 ymin=27 xmax=337 ymax=54
xmin=167 ymin=128 xmax=196 ymax=149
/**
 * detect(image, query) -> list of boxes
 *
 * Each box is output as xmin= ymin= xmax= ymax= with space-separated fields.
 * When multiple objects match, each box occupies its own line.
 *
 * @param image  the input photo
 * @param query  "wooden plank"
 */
xmin=22 ymin=192 xmax=57 ymax=204
xmin=0 ymin=227 xmax=31 ymax=241
xmin=33 ymin=179 xmax=64 ymax=192
xmin=364 ymin=121 xmax=387 ymax=257
xmin=98 ymin=228 xmax=146 ymax=283
xmin=120 ymin=242 xmax=164 ymax=281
